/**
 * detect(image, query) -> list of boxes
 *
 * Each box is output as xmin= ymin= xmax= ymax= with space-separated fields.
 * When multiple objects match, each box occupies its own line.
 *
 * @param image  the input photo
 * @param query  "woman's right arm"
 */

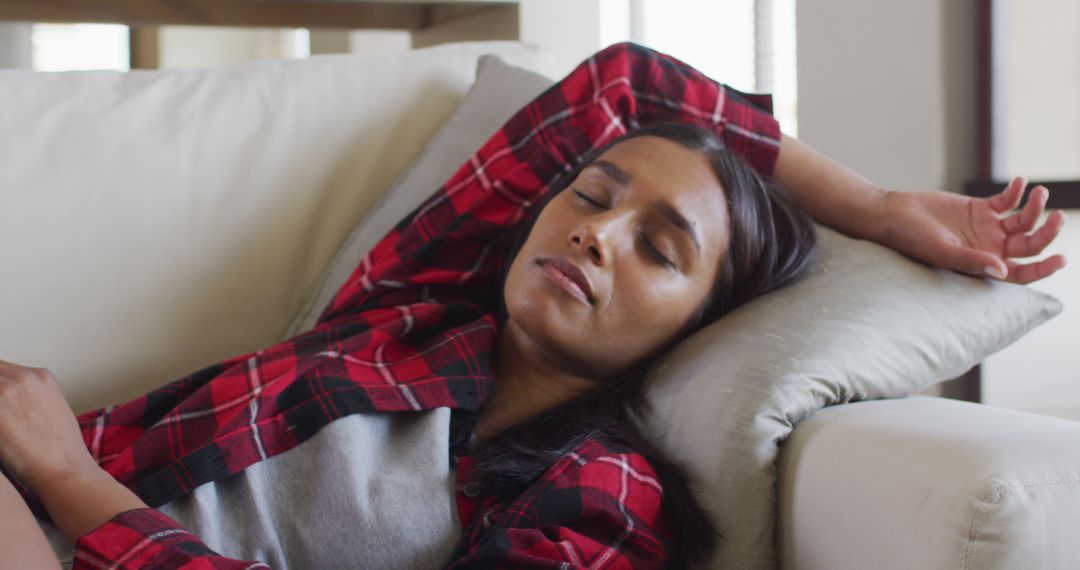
xmin=317 ymin=41 xmax=782 ymax=324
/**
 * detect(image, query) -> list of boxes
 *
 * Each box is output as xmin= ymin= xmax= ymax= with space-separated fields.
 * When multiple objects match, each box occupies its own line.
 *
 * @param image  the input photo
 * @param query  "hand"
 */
xmin=0 ymin=359 xmax=95 ymax=491
xmin=879 ymin=176 xmax=1068 ymax=284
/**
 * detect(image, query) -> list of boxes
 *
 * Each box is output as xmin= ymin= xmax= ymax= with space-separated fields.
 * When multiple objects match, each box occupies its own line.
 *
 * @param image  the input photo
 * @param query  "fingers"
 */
xmin=939 ymin=242 xmax=1007 ymax=279
xmin=988 ymin=176 xmax=1026 ymax=214
xmin=1005 ymin=209 xmax=1067 ymax=258
xmin=1003 ymin=254 xmax=1068 ymax=285
xmin=1002 ymin=184 xmax=1049 ymax=234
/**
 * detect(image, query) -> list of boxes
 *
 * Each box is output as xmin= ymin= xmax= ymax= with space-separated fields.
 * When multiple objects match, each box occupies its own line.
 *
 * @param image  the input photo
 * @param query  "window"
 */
xmin=31 ymin=23 xmax=129 ymax=71
xmin=631 ymin=0 xmax=798 ymax=135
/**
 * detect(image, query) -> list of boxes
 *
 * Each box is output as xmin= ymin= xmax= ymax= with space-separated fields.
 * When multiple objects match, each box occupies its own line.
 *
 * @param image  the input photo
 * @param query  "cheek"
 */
xmin=600 ymin=264 xmax=703 ymax=342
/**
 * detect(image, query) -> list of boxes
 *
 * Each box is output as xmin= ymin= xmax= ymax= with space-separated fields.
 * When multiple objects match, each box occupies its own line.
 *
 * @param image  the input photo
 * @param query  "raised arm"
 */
xmin=772 ymin=133 xmax=1068 ymax=283
xmin=318 ymin=41 xmax=783 ymax=323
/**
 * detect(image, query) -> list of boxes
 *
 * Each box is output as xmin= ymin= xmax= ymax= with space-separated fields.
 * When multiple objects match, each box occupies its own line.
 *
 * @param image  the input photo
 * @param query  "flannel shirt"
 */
xmin=31 ymin=41 xmax=780 ymax=569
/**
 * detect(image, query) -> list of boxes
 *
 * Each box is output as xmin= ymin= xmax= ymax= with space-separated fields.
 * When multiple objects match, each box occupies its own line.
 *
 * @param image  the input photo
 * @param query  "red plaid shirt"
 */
xmin=38 ymin=42 xmax=780 ymax=569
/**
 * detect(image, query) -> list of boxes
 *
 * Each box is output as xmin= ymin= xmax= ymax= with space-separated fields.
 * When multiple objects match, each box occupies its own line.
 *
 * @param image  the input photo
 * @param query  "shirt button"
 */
xmin=463 ymin=481 xmax=481 ymax=498
xmin=482 ymin=509 xmax=495 ymax=527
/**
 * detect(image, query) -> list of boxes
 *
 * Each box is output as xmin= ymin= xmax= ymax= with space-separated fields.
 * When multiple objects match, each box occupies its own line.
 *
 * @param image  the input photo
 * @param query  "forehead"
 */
xmin=587 ymin=135 xmax=730 ymax=252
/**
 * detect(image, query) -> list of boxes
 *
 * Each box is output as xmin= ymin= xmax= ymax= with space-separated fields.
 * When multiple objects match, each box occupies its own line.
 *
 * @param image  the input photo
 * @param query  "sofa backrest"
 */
xmin=0 ymin=41 xmax=551 ymax=413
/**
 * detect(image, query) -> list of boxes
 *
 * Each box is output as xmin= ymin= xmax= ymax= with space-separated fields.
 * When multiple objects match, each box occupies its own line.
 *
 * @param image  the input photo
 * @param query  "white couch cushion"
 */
xmin=777 ymin=396 xmax=1080 ymax=570
xmin=0 ymin=41 xmax=551 ymax=414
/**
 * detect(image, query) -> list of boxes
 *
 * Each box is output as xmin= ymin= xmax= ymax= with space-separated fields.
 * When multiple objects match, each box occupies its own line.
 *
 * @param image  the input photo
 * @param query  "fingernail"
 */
xmin=985 ymin=266 xmax=1006 ymax=279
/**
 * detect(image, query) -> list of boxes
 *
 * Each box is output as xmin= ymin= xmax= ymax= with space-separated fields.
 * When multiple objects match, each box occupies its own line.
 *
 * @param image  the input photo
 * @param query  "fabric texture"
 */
xmin=11 ymin=42 xmax=783 ymax=569
xmin=0 ymin=40 xmax=548 ymax=415
xmin=42 ymin=408 xmax=459 ymax=569
xmin=776 ymin=396 xmax=1080 ymax=570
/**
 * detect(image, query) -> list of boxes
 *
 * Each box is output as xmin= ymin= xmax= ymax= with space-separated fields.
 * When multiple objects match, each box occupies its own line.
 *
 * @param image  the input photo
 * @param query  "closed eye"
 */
xmin=639 ymin=231 xmax=675 ymax=268
xmin=573 ymin=189 xmax=606 ymax=209
xmin=574 ymin=189 xmax=675 ymax=268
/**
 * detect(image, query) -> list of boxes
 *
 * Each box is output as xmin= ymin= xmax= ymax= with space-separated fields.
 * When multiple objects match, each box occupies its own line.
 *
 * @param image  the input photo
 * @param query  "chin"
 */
xmin=504 ymin=291 xmax=594 ymax=369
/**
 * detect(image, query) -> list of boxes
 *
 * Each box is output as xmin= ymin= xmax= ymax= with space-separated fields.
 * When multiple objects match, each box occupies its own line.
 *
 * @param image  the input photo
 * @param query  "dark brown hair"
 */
xmin=472 ymin=121 xmax=818 ymax=568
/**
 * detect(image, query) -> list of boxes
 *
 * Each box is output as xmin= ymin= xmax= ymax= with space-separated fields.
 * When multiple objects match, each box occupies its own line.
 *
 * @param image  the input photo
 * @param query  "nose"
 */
xmin=569 ymin=220 xmax=612 ymax=266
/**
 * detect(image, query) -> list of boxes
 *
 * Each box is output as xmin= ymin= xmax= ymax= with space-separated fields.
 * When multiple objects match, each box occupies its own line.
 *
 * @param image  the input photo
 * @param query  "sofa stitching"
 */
xmin=996 ymin=478 xmax=1080 ymax=490
xmin=960 ymin=485 xmax=1004 ymax=570
xmin=960 ymin=478 xmax=1080 ymax=569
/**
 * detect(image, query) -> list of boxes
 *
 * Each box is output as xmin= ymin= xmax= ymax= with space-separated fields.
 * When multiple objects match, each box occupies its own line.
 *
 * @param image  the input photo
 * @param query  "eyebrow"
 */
xmin=587 ymin=159 xmax=702 ymax=254
xmin=588 ymin=160 xmax=633 ymax=186
xmin=657 ymin=202 xmax=702 ymax=254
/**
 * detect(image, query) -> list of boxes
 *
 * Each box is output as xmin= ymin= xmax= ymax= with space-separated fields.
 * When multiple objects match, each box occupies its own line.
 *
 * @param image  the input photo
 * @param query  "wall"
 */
xmin=998 ymin=0 xmax=1080 ymax=180
xmin=796 ymin=0 xmax=976 ymax=194
xmin=519 ymin=0 xmax=628 ymax=78
xmin=0 ymin=22 xmax=31 ymax=68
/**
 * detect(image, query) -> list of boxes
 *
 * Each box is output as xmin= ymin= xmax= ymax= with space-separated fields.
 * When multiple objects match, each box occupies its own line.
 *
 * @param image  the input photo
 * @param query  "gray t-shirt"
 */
xmin=43 ymin=408 xmax=462 ymax=569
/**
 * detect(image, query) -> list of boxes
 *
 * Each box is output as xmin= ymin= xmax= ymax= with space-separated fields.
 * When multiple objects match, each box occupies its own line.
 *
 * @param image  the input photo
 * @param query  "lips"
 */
xmin=539 ymin=256 xmax=594 ymax=305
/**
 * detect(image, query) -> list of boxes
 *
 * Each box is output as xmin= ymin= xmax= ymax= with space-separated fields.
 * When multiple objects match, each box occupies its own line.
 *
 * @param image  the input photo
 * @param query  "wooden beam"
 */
xmin=412 ymin=4 xmax=517 ymax=47
xmin=955 ymin=0 xmax=997 ymax=405
xmin=425 ymin=4 xmax=501 ymax=27
xmin=966 ymin=180 xmax=1080 ymax=210
xmin=976 ymin=0 xmax=993 ymax=181
xmin=129 ymin=25 xmax=159 ymax=69
xmin=0 ymin=0 xmax=488 ymax=30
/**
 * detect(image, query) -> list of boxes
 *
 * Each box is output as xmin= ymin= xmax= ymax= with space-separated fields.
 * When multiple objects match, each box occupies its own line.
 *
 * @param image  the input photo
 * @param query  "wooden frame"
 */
xmin=0 ymin=0 xmax=518 ymax=70
xmin=0 ymin=0 xmax=513 ymax=30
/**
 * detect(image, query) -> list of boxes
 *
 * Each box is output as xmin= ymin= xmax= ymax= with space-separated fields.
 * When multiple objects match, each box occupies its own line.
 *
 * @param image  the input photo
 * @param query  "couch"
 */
xmin=2 ymin=40 xmax=1078 ymax=569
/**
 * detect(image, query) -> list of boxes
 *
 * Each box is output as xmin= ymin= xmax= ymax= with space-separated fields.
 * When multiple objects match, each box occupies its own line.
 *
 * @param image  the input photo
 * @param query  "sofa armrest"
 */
xmin=777 ymin=395 xmax=1080 ymax=570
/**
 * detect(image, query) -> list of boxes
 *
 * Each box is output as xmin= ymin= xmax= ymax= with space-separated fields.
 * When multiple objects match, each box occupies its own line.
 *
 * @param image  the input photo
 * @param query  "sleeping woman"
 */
xmin=0 ymin=42 xmax=1067 ymax=569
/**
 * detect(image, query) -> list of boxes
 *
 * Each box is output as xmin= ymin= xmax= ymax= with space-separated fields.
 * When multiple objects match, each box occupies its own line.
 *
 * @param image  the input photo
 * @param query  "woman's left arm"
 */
xmin=0 ymin=359 xmax=269 ymax=569
xmin=772 ymin=133 xmax=1068 ymax=284
xmin=0 ymin=359 xmax=146 ymax=543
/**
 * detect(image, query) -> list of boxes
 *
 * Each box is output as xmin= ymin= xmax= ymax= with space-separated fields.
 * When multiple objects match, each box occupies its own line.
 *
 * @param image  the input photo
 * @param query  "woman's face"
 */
xmin=502 ymin=135 xmax=731 ymax=381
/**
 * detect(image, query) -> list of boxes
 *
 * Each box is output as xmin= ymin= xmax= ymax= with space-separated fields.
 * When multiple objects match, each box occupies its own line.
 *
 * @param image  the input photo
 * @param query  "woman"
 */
xmin=0 ymin=42 xmax=1067 ymax=569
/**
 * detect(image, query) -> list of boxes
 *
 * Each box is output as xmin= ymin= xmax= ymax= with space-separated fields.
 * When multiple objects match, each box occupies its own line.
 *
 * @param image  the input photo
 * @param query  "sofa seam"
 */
xmin=960 ymin=478 xmax=1080 ymax=569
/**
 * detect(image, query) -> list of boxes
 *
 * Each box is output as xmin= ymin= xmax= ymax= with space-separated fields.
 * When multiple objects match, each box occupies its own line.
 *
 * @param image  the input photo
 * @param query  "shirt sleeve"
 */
xmin=73 ymin=508 xmax=270 ymax=570
xmin=445 ymin=450 xmax=670 ymax=569
xmin=314 ymin=41 xmax=781 ymax=325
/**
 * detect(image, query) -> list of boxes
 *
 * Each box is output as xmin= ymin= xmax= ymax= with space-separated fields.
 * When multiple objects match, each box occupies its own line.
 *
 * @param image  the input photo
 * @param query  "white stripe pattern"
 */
xmin=90 ymin=405 xmax=112 ymax=462
xmin=111 ymin=528 xmax=193 ymax=568
xmin=247 ymin=356 xmax=268 ymax=461
xmin=373 ymin=343 xmax=423 ymax=411
xmin=398 ymin=304 xmax=415 ymax=336
xmin=596 ymin=455 xmax=662 ymax=493
xmin=712 ymin=82 xmax=727 ymax=124
xmin=148 ymin=352 xmax=338 ymax=431
xmin=591 ymin=454 xmax=635 ymax=569
xmin=340 ymin=322 xmax=493 ymax=367
xmin=558 ymin=539 xmax=585 ymax=566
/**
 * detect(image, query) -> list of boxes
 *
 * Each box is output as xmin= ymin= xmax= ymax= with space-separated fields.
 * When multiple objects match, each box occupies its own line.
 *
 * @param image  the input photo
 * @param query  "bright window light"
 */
xmin=635 ymin=0 xmax=798 ymax=136
xmin=31 ymin=23 xmax=130 ymax=71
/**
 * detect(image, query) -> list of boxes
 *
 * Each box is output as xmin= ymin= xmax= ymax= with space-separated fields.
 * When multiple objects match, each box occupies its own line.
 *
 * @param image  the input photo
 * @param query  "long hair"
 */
xmin=474 ymin=121 xmax=818 ymax=568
